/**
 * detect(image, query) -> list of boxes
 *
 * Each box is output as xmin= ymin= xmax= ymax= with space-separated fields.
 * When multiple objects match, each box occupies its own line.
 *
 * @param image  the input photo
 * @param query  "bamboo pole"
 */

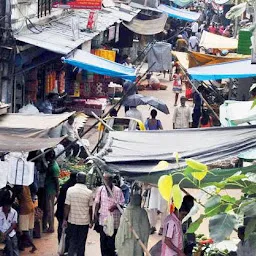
xmin=180 ymin=66 xmax=220 ymax=121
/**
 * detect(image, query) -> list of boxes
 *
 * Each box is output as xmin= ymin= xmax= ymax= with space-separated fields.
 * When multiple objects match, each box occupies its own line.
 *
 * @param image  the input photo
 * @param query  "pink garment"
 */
xmin=208 ymin=26 xmax=217 ymax=34
xmin=95 ymin=185 xmax=125 ymax=229
xmin=161 ymin=213 xmax=183 ymax=256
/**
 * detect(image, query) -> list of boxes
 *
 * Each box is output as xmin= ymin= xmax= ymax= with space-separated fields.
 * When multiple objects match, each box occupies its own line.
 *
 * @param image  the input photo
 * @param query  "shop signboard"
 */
xmin=87 ymin=11 xmax=98 ymax=31
xmin=108 ymin=26 xmax=115 ymax=41
xmin=52 ymin=0 xmax=102 ymax=10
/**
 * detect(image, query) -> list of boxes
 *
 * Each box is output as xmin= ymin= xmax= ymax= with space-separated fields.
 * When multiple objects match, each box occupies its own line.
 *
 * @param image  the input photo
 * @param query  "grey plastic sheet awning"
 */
xmin=0 ymin=112 xmax=74 ymax=138
xmin=96 ymin=126 xmax=256 ymax=186
xmin=97 ymin=125 xmax=256 ymax=174
xmin=0 ymin=134 xmax=63 ymax=152
xmin=123 ymin=13 xmax=168 ymax=35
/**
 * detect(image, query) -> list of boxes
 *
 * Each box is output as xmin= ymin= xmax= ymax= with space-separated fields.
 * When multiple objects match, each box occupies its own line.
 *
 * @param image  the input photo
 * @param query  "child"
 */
xmin=0 ymin=200 xmax=19 ymax=256
xmin=161 ymin=203 xmax=189 ymax=256
xmin=172 ymin=68 xmax=182 ymax=106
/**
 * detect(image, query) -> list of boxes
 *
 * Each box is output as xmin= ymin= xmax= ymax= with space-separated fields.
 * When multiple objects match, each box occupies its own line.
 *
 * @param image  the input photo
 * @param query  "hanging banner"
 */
xmin=87 ymin=11 xmax=98 ymax=30
xmin=52 ymin=0 xmax=102 ymax=10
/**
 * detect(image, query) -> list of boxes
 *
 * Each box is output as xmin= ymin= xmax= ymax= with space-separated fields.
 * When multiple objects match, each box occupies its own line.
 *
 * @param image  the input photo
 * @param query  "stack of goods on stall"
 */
xmin=45 ymin=70 xmax=57 ymax=94
xmin=25 ymin=69 xmax=38 ymax=103
xmin=238 ymin=28 xmax=252 ymax=55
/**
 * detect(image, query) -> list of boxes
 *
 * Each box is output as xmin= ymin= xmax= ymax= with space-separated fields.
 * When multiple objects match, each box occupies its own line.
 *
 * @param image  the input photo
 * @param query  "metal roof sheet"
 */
xmin=14 ymin=9 xmax=125 ymax=54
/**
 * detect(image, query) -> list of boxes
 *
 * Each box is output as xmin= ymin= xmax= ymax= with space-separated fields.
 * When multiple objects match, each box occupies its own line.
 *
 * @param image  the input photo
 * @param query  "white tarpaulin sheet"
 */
xmin=200 ymin=31 xmax=238 ymax=49
xmin=220 ymin=100 xmax=256 ymax=127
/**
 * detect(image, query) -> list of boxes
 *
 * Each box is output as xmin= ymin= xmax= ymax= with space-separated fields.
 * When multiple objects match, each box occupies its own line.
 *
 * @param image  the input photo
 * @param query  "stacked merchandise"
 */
xmin=93 ymin=49 xmax=116 ymax=61
xmin=25 ymin=69 xmax=38 ymax=103
xmin=58 ymin=71 xmax=66 ymax=94
xmin=45 ymin=71 xmax=57 ymax=94
xmin=238 ymin=28 xmax=252 ymax=55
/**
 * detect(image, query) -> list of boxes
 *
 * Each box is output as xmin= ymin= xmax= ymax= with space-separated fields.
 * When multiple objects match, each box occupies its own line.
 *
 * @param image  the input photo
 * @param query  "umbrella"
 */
xmin=143 ymin=96 xmax=170 ymax=114
xmin=123 ymin=94 xmax=145 ymax=107
xmin=123 ymin=94 xmax=170 ymax=114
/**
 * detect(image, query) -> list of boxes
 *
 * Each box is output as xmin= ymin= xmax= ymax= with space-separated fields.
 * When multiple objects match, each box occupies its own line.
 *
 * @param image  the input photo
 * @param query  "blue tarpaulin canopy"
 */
xmin=158 ymin=4 xmax=200 ymax=21
xmin=187 ymin=59 xmax=256 ymax=81
xmin=63 ymin=49 xmax=136 ymax=81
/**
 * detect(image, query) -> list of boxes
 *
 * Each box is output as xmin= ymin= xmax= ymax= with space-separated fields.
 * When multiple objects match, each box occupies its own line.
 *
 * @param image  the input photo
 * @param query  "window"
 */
xmin=38 ymin=0 xmax=52 ymax=18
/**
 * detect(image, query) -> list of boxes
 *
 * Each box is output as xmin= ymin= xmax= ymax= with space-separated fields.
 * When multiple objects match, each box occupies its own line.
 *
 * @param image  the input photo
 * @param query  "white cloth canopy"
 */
xmin=187 ymin=59 xmax=256 ymax=81
xmin=200 ymin=31 xmax=238 ymax=49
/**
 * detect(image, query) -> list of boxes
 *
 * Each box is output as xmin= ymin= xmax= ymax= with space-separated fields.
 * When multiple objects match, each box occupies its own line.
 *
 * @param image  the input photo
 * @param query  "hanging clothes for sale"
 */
xmin=147 ymin=42 xmax=172 ymax=72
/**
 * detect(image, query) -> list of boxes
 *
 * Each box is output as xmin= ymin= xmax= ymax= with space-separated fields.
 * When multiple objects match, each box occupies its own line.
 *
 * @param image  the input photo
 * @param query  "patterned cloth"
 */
xmin=95 ymin=185 xmax=125 ymax=229
xmin=65 ymin=184 xmax=93 ymax=225
xmin=161 ymin=213 xmax=183 ymax=256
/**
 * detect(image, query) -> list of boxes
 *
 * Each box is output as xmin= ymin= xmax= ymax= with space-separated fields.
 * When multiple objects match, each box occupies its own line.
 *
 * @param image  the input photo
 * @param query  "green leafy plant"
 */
xmin=157 ymin=156 xmax=256 ymax=245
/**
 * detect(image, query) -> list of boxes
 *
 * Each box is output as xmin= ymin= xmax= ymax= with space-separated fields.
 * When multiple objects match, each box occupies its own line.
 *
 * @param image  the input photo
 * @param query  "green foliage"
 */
xmin=251 ymin=99 xmax=256 ymax=110
xmin=187 ymin=215 xmax=204 ymax=234
xmin=168 ymin=157 xmax=256 ymax=246
xmin=209 ymin=213 xmax=236 ymax=242
xmin=242 ymin=184 xmax=256 ymax=195
xmin=245 ymin=219 xmax=256 ymax=239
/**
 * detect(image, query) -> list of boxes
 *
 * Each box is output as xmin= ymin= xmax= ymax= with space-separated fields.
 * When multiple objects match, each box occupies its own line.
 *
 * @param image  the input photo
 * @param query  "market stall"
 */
xmin=63 ymin=49 xmax=136 ymax=116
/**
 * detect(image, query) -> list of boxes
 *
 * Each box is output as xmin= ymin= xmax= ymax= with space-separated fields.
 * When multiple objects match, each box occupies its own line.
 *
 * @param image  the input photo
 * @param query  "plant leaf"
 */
xmin=205 ymin=195 xmax=221 ymax=209
xmin=239 ymin=201 xmax=256 ymax=217
xmin=191 ymin=170 xmax=208 ymax=181
xmin=158 ymin=175 xmax=173 ymax=202
xmin=185 ymin=159 xmax=208 ymax=172
xmin=173 ymin=152 xmax=180 ymax=164
xmin=221 ymin=195 xmax=236 ymax=204
xmin=173 ymin=184 xmax=183 ymax=209
xmin=226 ymin=174 xmax=247 ymax=182
xmin=187 ymin=215 xmax=204 ymax=234
xmin=153 ymin=161 xmax=169 ymax=171
xmin=245 ymin=219 xmax=256 ymax=240
xmin=205 ymin=203 xmax=230 ymax=217
xmin=209 ymin=213 xmax=236 ymax=242
xmin=242 ymin=184 xmax=256 ymax=195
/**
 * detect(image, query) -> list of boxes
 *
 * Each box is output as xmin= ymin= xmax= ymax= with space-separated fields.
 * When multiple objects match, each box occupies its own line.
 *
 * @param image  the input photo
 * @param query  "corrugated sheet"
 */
xmin=14 ymin=8 xmax=134 ymax=54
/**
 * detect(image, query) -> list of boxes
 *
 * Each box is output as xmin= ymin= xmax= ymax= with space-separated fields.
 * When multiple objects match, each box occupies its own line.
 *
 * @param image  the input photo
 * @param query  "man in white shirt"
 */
xmin=125 ymin=106 xmax=143 ymax=122
xmin=62 ymin=115 xmax=80 ymax=157
xmin=173 ymin=96 xmax=192 ymax=129
xmin=188 ymin=34 xmax=199 ymax=52
xmin=63 ymin=172 xmax=93 ymax=256
xmin=191 ymin=21 xmax=199 ymax=33
xmin=0 ymin=201 xmax=19 ymax=256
